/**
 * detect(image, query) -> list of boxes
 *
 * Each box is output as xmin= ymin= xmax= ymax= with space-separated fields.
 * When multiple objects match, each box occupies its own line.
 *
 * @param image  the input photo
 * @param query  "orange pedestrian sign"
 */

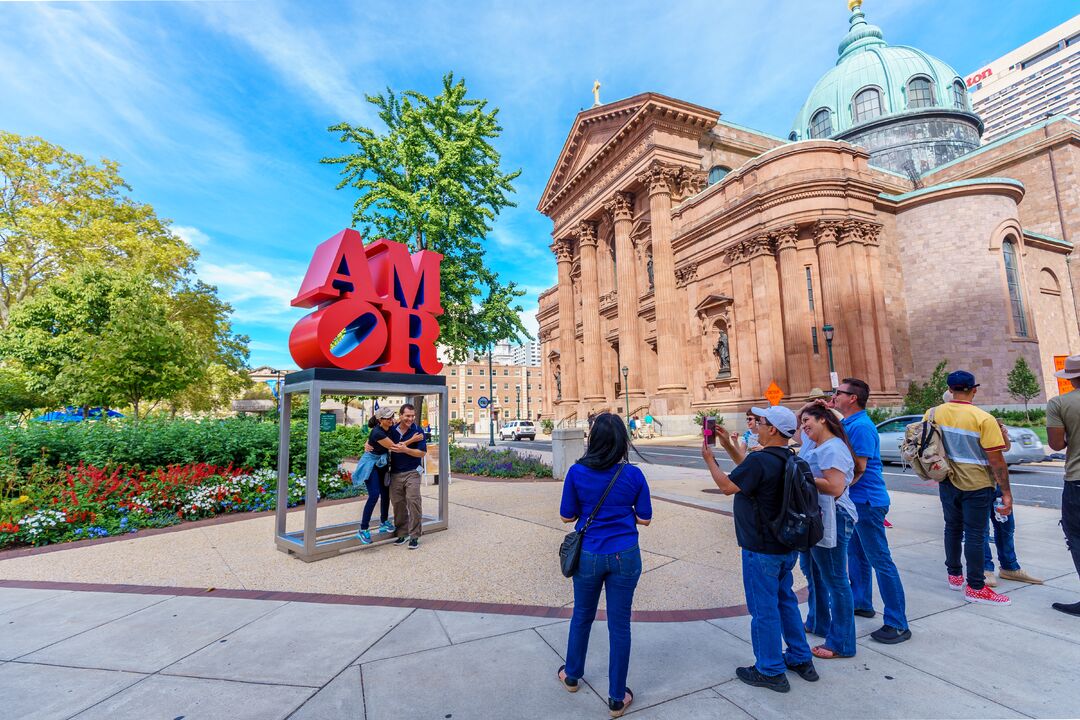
xmin=764 ymin=381 xmax=784 ymax=406
xmin=1055 ymin=355 xmax=1072 ymax=396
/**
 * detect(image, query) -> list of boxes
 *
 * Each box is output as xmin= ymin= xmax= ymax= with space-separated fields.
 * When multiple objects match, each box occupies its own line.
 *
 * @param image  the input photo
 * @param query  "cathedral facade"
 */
xmin=536 ymin=3 xmax=1080 ymax=433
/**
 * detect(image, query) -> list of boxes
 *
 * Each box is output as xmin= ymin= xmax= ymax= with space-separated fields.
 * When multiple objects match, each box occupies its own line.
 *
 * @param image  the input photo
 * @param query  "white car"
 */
xmin=875 ymin=415 xmax=1046 ymax=465
xmin=499 ymin=420 xmax=537 ymax=441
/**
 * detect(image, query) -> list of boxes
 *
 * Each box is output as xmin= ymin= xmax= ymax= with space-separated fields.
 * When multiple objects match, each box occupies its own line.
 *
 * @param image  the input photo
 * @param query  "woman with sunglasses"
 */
xmin=740 ymin=411 xmax=764 ymax=453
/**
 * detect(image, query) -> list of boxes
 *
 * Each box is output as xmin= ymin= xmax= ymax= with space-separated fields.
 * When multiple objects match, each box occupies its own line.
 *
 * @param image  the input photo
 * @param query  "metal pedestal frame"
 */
xmin=274 ymin=368 xmax=449 ymax=562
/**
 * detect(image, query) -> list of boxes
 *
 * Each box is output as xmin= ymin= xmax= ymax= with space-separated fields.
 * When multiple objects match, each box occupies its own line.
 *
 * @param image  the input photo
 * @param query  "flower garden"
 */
xmin=0 ymin=417 xmax=365 ymax=549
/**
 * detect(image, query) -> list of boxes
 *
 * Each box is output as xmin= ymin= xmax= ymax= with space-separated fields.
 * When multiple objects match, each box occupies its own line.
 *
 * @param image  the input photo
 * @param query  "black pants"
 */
xmin=939 ymin=480 xmax=993 ymax=590
xmin=1064 ymin=481 xmax=1080 ymax=580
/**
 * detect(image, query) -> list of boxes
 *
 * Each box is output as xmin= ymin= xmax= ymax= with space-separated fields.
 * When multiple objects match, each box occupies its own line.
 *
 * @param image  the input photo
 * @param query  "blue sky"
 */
xmin=1 ymin=0 xmax=1075 ymax=369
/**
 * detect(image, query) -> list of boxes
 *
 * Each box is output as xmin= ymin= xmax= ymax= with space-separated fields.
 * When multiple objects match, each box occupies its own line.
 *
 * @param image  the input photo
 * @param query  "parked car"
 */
xmin=499 ymin=420 xmax=537 ymax=441
xmin=875 ymin=415 xmax=1046 ymax=465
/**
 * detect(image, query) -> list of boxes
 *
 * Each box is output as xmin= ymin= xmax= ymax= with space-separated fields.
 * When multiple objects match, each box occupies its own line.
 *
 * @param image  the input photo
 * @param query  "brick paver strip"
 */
xmin=0 ymin=577 xmax=780 ymax=622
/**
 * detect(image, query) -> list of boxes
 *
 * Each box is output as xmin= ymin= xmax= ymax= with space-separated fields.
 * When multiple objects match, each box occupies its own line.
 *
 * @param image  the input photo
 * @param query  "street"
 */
xmin=494 ymin=438 xmax=1068 ymax=510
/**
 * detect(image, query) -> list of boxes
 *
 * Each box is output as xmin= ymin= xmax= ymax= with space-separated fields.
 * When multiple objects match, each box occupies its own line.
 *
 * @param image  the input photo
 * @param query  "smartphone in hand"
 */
xmin=703 ymin=416 xmax=717 ymax=445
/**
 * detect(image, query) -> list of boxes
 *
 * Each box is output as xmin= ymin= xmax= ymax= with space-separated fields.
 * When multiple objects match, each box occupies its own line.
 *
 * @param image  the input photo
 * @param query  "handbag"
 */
xmin=558 ymin=463 xmax=626 ymax=578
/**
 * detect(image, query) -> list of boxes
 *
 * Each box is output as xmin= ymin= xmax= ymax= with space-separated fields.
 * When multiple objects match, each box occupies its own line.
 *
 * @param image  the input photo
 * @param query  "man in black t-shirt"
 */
xmin=701 ymin=405 xmax=816 ymax=694
xmin=387 ymin=403 xmax=427 ymax=549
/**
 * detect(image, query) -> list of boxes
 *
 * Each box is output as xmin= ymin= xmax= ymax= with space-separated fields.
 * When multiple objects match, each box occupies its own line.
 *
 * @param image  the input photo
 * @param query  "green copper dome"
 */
xmin=791 ymin=2 xmax=974 ymax=141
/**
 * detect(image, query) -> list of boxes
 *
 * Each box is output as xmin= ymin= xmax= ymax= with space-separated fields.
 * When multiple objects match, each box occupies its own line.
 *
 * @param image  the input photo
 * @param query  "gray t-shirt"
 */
xmin=1047 ymin=389 xmax=1080 ymax=482
xmin=799 ymin=434 xmax=857 ymax=548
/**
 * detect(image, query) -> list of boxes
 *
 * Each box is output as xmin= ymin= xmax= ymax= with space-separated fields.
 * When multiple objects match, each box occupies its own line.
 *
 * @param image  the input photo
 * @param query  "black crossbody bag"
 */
xmin=558 ymin=463 xmax=626 ymax=578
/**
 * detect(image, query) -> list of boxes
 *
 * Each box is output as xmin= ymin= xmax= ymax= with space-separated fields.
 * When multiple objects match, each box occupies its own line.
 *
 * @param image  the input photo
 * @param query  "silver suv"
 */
xmin=499 ymin=420 xmax=537 ymax=441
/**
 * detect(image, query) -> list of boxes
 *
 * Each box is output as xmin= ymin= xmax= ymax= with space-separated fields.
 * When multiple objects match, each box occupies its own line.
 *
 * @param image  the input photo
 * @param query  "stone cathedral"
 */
xmin=536 ymin=1 xmax=1080 ymax=433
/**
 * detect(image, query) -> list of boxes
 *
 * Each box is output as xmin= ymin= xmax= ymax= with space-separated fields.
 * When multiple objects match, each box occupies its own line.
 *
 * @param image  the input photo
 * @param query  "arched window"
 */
xmin=708 ymin=165 xmax=731 ymax=185
xmin=952 ymin=80 xmax=967 ymax=109
xmin=907 ymin=76 xmax=935 ymax=108
xmin=809 ymin=108 xmax=833 ymax=138
xmin=852 ymin=87 xmax=884 ymax=123
xmin=1002 ymin=238 xmax=1028 ymax=337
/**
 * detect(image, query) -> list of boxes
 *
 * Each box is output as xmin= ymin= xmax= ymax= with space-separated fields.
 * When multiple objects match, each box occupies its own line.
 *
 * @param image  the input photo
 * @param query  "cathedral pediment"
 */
xmin=537 ymin=93 xmax=720 ymax=216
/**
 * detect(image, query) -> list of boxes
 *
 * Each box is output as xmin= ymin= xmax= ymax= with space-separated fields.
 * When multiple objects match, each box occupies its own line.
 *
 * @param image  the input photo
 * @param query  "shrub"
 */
xmin=990 ymin=408 xmax=1046 ymax=426
xmin=903 ymin=360 xmax=949 ymax=414
xmin=449 ymin=444 xmax=552 ymax=478
xmin=866 ymin=407 xmax=897 ymax=424
xmin=0 ymin=417 xmax=368 ymax=485
xmin=540 ymin=418 xmax=554 ymax=434
xmin=692 ymin=409 xmax=726 ymax=427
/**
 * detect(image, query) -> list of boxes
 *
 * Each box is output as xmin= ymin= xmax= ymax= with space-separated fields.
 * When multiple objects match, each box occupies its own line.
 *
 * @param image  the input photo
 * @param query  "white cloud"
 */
xmin=173 ymin=225 xmax=211 ymax=248
xmin=518 ymin=308 xmax=539 ymax=339
xmin=198 ymin=260 xmax=305 ymax=330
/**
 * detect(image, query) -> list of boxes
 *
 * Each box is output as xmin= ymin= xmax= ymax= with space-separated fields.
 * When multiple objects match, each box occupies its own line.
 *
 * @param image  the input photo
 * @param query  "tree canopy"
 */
xmin=0 ymin=131 xmax=195 ymax=327
xmin=323 ymin=73 xmax=528 ymax=361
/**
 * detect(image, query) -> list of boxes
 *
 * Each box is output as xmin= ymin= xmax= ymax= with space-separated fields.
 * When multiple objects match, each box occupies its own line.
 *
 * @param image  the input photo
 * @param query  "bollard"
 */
xmin=551 ymin=428 xmax=585 ymax=481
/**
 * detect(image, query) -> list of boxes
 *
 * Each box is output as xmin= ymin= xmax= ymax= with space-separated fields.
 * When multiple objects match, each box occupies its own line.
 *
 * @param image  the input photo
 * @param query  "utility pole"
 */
xmin=488 ymin=345 xmax=496 ymax=446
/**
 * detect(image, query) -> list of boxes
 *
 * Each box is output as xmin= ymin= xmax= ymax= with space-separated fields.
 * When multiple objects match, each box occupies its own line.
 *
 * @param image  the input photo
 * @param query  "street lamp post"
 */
xmin=621 ymin=366 xmax=630 ymax=425
xmin=516 ymin=385 xmax=521 ymax=420
xmin=822 ymin=323 xmax=836 ymax=387
xmin=488 ymin=345 xmax=496 ymax=446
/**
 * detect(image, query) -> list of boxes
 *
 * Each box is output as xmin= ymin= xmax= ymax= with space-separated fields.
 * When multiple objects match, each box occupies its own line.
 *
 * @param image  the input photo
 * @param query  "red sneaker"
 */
xmin=964 ymin=585 xmax=1011 ymax=606
xmin=947 ymin=574 xmax=964 ymax=591
xmin=883 ymin=518 xmax=894 ymax=529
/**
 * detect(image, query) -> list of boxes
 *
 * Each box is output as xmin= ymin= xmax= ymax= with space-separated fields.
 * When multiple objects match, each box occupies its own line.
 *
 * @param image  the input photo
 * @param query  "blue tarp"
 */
xmin=33 ymin=407 xmax=124 ymax=422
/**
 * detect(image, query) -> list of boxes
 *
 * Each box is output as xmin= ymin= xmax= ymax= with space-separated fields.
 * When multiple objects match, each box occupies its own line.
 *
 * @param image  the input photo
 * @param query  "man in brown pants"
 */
xmin=388 ymin=403 xmax=427 ymax=549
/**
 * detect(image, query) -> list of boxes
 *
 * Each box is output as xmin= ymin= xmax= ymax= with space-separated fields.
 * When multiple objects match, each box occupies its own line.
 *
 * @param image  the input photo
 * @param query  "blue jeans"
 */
xmin=939 ymin=480 xmax=993 ymax=589
xmin=848 ymin=502 xmax=909 ymax=630
xmin=741 ymin=549 xmax=812 ymax=676
xmin=806 ymin=508 xmax=857 ymax=656
xmin=359 ymin=464 xmax=390 ymax=530
xmin=984 ymin=487 xmax=1019 ymax=572
xmin=565 ymin=546 xmax=641 ymax=702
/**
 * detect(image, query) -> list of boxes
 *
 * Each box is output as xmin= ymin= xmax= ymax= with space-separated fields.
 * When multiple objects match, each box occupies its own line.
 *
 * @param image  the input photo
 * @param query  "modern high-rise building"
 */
xmin=510 ymin=341 xmax=541 ymax=367
xmin=967 ymin=13 xmax=1080 ymax=143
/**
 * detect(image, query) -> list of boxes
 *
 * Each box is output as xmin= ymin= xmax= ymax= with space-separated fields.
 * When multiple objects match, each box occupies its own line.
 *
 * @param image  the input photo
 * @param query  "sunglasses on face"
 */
xmin=834 ymin=390 xmax=856 ymax=397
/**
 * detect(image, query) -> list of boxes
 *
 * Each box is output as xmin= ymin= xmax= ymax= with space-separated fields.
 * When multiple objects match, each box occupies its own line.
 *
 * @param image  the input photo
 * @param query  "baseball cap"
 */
xmin=749 ymin=406 xmax=798 ymax=438
xmin=946 ymin=370 xmax=979 ymax=391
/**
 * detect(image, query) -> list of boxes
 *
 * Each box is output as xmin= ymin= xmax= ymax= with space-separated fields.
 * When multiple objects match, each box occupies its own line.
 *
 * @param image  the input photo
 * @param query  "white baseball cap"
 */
xmin=749 ymin=406 xmax=798 ymax=438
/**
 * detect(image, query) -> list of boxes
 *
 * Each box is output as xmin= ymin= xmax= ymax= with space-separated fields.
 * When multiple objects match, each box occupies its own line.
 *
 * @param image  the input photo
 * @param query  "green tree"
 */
xmin=323 ymin=73 xmax=528 ymax=361
xmin=903 ymin=360 xmax=950 ymax=414
xmin=74 ymin=285 xmax=201 ymax=418
xmin=0 ymin=132 xmax=195 ymax=326
xmin=1006 ymin=356 xmax=1041 ymax=421
xmin=0 ymin=364 xmax=46 ymax=416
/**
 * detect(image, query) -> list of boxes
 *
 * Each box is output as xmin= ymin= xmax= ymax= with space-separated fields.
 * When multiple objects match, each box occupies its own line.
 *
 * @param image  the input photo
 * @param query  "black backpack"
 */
xmin=760 ymin=447 xmax=824 ymax=552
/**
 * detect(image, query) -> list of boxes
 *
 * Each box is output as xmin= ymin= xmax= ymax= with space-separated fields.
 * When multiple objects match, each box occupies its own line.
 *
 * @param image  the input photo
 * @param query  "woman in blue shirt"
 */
xmin=557 ymin=413 xmax=652 ymax=717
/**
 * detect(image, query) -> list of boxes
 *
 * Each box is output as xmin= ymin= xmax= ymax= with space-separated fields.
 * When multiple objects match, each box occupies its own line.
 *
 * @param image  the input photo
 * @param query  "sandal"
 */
xmin=812 ymin=645 xmax=853 ymax=659
xmin=609 ymin=688 xmax=633 ymax=718
xmin=557 ymin=665 xmax=578 ymax=693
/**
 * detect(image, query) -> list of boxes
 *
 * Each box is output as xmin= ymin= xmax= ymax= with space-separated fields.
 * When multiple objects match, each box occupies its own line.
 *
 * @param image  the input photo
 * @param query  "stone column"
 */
xmin=725 ymin=236 xmax=787 ymax=393
xmin=636 ymin=162 xmax=688 ymax=396
xmin=576 ymin=221 xmax=605 ymax=404
xmin=837 ymin=221 xmax=868 ymax=380
xmin=845 ymin=221 xmax=882 ymax=388
xmin=775 ymin=224 xmax=811 ymax=394
xmin=552 ymin=239 xmax=579 ymax=408
xmin=862 ymin=224 xmax=896 ymax=392
xmin=813 ymin=221 xmax=851 ymax=379
xmin=606 ymin=191 xmax=646 ymax=402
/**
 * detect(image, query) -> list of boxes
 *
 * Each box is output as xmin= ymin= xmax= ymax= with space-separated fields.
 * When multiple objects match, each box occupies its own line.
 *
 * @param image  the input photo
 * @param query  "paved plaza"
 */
xmin=2 ymin=460 xmax=1079 ymax=718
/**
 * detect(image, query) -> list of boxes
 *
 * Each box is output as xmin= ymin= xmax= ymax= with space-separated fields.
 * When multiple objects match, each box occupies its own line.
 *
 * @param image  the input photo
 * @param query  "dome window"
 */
xmin=708 ymin=165 xmax=731 ymax=185
xmin=952 ymin=80 xmax=967 ymax=109
xmin=852 ymin=86 xmax=884 ymax=123
xmin=906 ymin=76 xmax=935 ymax=109
xmin=809 ymin=108 xmax=833 ymax=138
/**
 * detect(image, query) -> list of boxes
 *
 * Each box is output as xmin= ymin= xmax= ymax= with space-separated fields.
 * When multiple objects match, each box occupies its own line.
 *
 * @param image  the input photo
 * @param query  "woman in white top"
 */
xmin=798 ymin=403 xmax=858 ymax=659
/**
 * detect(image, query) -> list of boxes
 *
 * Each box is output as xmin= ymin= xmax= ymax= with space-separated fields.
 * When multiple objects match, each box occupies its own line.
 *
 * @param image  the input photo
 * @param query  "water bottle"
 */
xmin=993 ymin=497 xmax=1006 ymax=523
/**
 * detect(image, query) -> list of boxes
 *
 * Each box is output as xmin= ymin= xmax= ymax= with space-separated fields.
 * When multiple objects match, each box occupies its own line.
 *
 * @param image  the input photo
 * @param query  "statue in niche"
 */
xmin=554 ymin=368 xmax=562 ymax=400
xmin=713 ymin=328 xmax=731 ymax=377
xmin=646 ymin=255 xmax=654 ymax=291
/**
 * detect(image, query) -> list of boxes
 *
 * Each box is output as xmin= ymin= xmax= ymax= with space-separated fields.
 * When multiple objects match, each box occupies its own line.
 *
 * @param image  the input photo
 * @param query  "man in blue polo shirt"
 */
xmin=388 ymin=403 xmax=427 ymax=549
xmin=831 ymin=377 xmax=911 ymax=644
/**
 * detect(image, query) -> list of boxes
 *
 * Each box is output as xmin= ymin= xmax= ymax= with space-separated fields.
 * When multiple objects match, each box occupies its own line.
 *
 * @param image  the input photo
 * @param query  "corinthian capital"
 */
xmin=771 ymin=224 xmax=799 ymax=252
xmin=812 ymin=220 xmax=841 ymax=246
xmin=576 ymin=220 xmax=598 ymax=248
xmin=551 ymin=238 xmax=573 ymax=263
xmin=635 ymin=161 xmax=679 ymax=197
xmin=838 ymin=219 xmax=865 ymax=246
xmin=676 ymin=168 xmax=708 ymax=200
xmin=603 ymin=192 xmax=634 ymax=223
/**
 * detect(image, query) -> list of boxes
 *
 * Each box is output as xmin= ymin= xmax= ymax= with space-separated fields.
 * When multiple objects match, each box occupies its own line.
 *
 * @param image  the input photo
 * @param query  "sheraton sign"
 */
xmin=288 ymin=229 xmax=444 ymax=374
